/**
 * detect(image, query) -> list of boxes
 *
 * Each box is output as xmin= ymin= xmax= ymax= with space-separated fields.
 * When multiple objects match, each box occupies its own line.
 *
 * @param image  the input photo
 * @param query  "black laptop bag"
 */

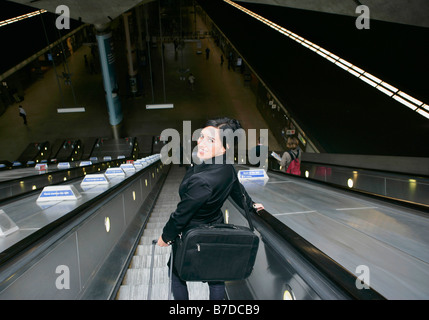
xmin=174 ymin=182 xmax=259 ymax=282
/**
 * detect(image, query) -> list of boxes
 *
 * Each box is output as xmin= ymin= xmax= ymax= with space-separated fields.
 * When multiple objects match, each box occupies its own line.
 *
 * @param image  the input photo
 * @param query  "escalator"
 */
xmin=0 ymin=154 xmax=164 ymax=299
xmin=115 ymin=162 xmax=429 ymax=300
xmin=0 ymin=154 xmax=428 ymax=299
xmin=116 ymin=166 xmax=209 ymax=300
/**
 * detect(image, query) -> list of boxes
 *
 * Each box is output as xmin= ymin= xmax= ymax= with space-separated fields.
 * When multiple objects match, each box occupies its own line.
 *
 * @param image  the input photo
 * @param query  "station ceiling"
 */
xmin=236 ymin=0 xmax=429 ymax=28
xmin=7 ymin=0 xmax=429 ymax=28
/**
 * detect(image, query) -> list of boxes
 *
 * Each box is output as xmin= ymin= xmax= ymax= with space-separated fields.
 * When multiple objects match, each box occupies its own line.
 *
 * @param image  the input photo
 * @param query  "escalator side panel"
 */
xmin=0 ymin=163 xmax=166 ymax=299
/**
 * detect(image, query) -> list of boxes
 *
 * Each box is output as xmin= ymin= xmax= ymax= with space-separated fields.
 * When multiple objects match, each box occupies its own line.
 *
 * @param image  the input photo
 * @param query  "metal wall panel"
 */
xmin=77 ymin=195 xmax=125 ymax=288
xmin=0 ymin=233 xmax=80 ymax=299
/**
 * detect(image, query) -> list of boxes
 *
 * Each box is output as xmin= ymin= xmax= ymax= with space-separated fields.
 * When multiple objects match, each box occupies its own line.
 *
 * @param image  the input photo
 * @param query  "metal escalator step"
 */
xmin=156 ymin=196 xmax=180 ymax=200
xmin=135 ymin=244 xmax=169 ymax=256
xmin=148 ymin=210 xmax=171 ymax=215
xmin=187 ymin=282 xmax=210 ymax=300
xmin=150 ymin=209 xmax=175 ymax=215
xmin=149 ymin=211 xmax=173 ymax=217
xmin=129 ymin=254 xmax=169 ymax=269
xmin=136 ymin=237 xmax=160 ymax=245
xmin=122 ymin=267 xmax=169 ymax=285
xmin=138 ymin=235 xmax=163 ymax=245
xmin=151 ymin=205 xmax=176 ymax=211
xmin=147 ymin=217 xmax=169 ymax=224
xmin=150 ymin=211 xmax=174 ymax=216
xmin=142 ymin=228 xmax=163 ymax=235
xmin=116 ymin=284 xmax=170 ymax=300
xmin=146 ymin=222 xmax=167 ymax=229
xmin=153 ymin=202 xmax=179 ymax=207
xmin=138 ymin=237 xmax=159 ymax=245
xmin=117 ymin=281 xmax=210 ymax=300
xmin=151 ymin=209 xmax=175 ymax=214
xmin=148 ymin=217 xmax=171 ymax=223
xmin=154 ymin=196 xmax=180 ymax=201
xmin=118 ymin=165 xmax=211 ymax=300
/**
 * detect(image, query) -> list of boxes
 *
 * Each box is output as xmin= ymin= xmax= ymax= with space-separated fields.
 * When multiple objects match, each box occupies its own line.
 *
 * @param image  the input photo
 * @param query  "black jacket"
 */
xmin=161 ymin=155 xmax=255 ymax=243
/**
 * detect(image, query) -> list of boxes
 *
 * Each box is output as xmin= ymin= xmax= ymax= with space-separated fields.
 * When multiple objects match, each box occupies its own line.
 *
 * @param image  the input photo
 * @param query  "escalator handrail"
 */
xmin=0 ymin=159 xmax=162 ymax=271
xmin=0 ymin=158 xmax=134 ymax=204
xmin=0 ymin=137 xmax=140 ymax=201
xmin=243 ymin=155 xmax=429 ymax=212
xmin=268 ymin=165 xmax=429 ymax=213
xmin=228 ymin=196 xmax=386 ymax=300
xmin=256 ymin=208 xmax=386 ymax=300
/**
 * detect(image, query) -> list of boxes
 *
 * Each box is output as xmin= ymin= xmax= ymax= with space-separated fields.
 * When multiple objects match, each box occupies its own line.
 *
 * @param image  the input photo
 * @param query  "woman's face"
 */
xmin=286 ymin=139 xmax=295 ymax=149
xmin=197 ymin=126 xmax=226 ymax=160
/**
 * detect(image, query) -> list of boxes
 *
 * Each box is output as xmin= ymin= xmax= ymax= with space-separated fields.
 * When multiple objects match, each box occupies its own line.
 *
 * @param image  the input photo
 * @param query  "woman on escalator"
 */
xmin=156 ymin=117 xmax=264 ymax=300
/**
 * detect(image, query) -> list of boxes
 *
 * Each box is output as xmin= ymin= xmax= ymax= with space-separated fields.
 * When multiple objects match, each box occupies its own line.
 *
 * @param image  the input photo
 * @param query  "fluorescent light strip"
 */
xmin=380 ymin=82 xmax=398 ymax=93
xmin=57 ymin=107 xmax=86 ymax=113
xmin=360 ymin=75 xmax=377 ymax=87
xmin=0 ymin=10 xmax=47 ymax=28
xmin=339 ymin=59 xmax=352 ymax=67
xmin=347 ymin=68 xmax=361 ymax=77
xmin=335 ymin=61 xmax=349 ymax=71
xmin=376 ymin=85 xmax=394 ymax=96
xmin=416 ymin=109 xmax=429 ymax=119
xmin=223 ymin=0 xmax=428 ymax=119
xmin=363 ymin=73 xmax=382 ymax=84
xmin=325 ymin=55 xmax=337 ymax=63
xmin=146 ymin=104 xmax=174 ymax=109
xmin=317 ymin=51 xmax=327 ymax=58
xmin=351 ymin=65 xmax=364 ymax=74
xmin=397 ymin=91 xmax=423 ymax=106
xmin=392 ymin=95 xmax=417 ymax=110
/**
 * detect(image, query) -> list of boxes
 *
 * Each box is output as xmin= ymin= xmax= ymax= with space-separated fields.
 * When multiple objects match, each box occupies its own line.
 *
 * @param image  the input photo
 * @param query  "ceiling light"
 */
xmin=393 ymin=95 xmax=417 ymax=110
xmin=360 ymin=75 xmax=377 ymax=87
xmin=380 ymin=82 xmax=398 ymax=93
xmin=416 ymin=109 xmax=429 ymax=119
xmin=223 ymin=0 xmax=428 ymax=120
xmin=0 ymin=10 xmax=47 ymax=28
xmin=375 ymin=85 xmax=394 ymax=96
xmin=363 ymin=73 xmax=382 ymax=84
xmin=397 ymin=91 xmax=423 ymax=106
xmin=347 ymin=68 xmax=361 ymax=77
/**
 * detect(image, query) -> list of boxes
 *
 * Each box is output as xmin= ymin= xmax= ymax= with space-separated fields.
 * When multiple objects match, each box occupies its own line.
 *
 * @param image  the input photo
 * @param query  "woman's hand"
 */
xmin=252 ymin=203 xmax=264 ymax=212
xmin=157 ymin=235 xmax=169 ymax=247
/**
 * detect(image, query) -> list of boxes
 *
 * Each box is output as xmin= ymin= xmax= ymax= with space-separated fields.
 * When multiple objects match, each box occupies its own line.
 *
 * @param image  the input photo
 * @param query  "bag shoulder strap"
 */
xmin=287 ymin=149 xmax=297 ymax=161
xmin=232 ymin=166 xmax=255 ymax=231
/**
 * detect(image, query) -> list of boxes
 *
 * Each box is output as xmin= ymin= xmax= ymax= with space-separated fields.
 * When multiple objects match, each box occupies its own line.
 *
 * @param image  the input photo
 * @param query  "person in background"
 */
xmin=19 ymin=105 xmax=27 ymax=125
xmin=279 ymin=136 xmax=301 ymax=175
xmin=188 ymin=73 xmax=196 ymax=90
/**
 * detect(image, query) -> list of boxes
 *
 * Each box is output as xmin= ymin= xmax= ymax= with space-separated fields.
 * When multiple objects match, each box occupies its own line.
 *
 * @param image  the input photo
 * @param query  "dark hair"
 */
xmin=286 ymin=136 xmax=299 ymax=149
xmin=204 ymin=117 xmax=242 ymax=149
xmin=204 ymin=117 xmax=242 ymax=132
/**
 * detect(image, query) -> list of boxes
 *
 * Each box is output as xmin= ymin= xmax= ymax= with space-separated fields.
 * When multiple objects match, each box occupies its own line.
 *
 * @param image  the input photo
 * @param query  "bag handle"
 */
xmin=207 ymin=223 xmax=238 ymax=229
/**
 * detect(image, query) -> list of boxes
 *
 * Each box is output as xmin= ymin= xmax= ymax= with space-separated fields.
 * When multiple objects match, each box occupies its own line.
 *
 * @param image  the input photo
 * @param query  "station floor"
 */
xmin=0 ymin=12 xmax=281 ymax=162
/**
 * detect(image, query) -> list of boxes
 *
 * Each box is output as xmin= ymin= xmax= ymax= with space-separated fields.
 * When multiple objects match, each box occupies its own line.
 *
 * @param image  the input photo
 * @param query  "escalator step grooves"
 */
xmin=116 ymin=165 xmax=209 ymax=300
